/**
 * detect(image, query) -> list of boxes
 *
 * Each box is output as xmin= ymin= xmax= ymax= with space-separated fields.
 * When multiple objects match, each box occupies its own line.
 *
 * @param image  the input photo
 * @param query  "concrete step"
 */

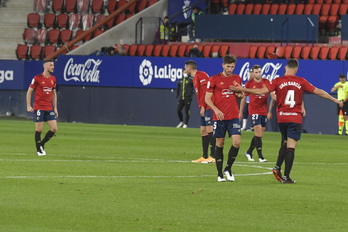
xmin=6 ymin=1 xmax=34 ymax=9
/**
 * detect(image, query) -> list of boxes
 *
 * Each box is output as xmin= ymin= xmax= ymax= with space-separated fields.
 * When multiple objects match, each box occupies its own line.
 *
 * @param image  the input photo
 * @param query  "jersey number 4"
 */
xmin=284 ymin=90 xmax=295 ymax=108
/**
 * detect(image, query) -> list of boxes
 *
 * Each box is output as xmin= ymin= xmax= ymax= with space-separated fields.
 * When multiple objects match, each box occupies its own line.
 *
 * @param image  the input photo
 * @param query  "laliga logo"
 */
xmin=239 ymin=62 xmax=283 ymax=82
xmin=139 ymin=59 xmax=153 ymax=86
xmin=139 ymin=59 xmax=183 ymax=86
xmin=63 ymin=58 xmax=102 ymax=83
xmin=0 ymin=70 xmax=14 ymax=84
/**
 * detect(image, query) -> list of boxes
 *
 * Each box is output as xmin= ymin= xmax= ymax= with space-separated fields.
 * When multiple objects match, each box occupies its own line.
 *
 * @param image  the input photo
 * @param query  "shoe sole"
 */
xmin=272 ymin=170 xmax=283 ymax=182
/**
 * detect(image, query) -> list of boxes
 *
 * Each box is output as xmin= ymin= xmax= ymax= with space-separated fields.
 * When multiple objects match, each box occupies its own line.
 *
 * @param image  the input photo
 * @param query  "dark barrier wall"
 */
xmin=341 ymin=15 xmax=348 ymax=40
xmin=195 ymin=15 xmax=319 ymax=41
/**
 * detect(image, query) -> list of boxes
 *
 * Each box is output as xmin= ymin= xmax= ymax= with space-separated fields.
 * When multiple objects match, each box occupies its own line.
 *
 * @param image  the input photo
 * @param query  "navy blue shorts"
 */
xmin=213 ymin=118 xmax=241 ymax=138
xmin=250 ymin=114 xmax=268 ymax=127
xmin=200 ymin=109 xmax=213 ymax=127
xmin=278 ymin=123 xmax=302 ymax=141
xmin=33 ymin=110 xmax=56 ymax=122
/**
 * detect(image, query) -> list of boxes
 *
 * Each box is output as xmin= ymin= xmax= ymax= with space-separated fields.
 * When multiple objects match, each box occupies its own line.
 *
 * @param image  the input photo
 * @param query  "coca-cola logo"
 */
xmin=239 ymin=62 xmax=283 ymax=82
xmin=63 ymin=58 xmax=102 ymax=83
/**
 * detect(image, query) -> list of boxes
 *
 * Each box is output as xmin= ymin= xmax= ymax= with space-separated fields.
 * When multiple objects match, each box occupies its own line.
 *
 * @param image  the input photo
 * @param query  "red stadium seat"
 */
xmin=307 ymin=0 xmax=315 ymax=3
xmin=270 ymin=4 xmax=279 ymax=15
xmin=219 ymin=45 xmax=229 ymax=57
xmin=169 ymin=44 xmax=179 ymax=57
xmin=95 ymin=14 xmax=106 ymax=29
xmin=319 ymin=46 xmax=329 ymax=60
xmin=284 ymin=45 xmax=293 ymax=59
xmin=44 ymin=13 xmax=56 ymax=28
xmin=338 ymin=46 xmax=348 ymax=60
xmin=137 ymin=44 xmax=146 ymax=56
xmin=66 ymin=0 xmax=77 ymax=13
xmin=107 ymin=0 xmax=117 ymax=14
xmin=153 ymin=44 xmax=162 ymax=57
xmin=27 ymin=13 xmax=41 ymax=28
xmin=327 ymin=4 xmax=340 ymax=34
xmin=249 ymin=45 xmax=257 ymax=59
xmin=128 ymin=1 xmax=137 ymax=14
xmin=43 ymin=45 xmax=57 ymax=58
xmin=145 ymin=44 xmax=154 ymax=56
xmin=23 ymin=28 xmax=36 ymax=44
xmin=82 ymin=14 xmax=94 ymax=30
xmin=276 ymin=46 xmax=285 ymax=59
xmin=304 ymin=4 xmax=313 ymax=15
xmin=77 ymin=0 xmax=90 ymax=14
xmin=253 ymin=4 xmax=262 ymax=15
xmin=228 ymin=3 xmax=237 ymax=14
xmin=60 ymin=29 xmax=73 ymax=44
xmin=319 ymin=4 xmax=331 ymax=32
xmin=91 ymin=0 xmax=104 ymax=14
xmin=69 ymin=13 xmax=82 ymax=31
xmin=301 ymin=46 xmax=311 ymax=59
xmin=126 ymin=14 xmax=134 ymax=20
xmin=312 ymin=4 xmax=322 ymax=15
xmin=75 ymin=29 xmax=92 ymax=42
xmin=261 ymin=3 xmax=270 ymax=15
xmin=47 ymin=28 xmax=60 ymax=44
xmin=30 ymin=44 xmax=43 ymax=60
xmin=266 ymin=45 xmax=276 ymax=59
xmin=278 ymin=4 xmax=288 ymax=15
xmin=123 ymin=44 xmax=129 ymax=54
xmin=244 ymin=4 xmax=253 ymax=15
xmin=115 ymin=14 xmax=126 ymax=25
xmin=295 ymin=4 xmax=305 ymax=15
xmin=106 ymin=17 xmax=115 ymax=29
xmin=329 ymin=46 xmax=339 ymax=60
xmin=93 ymin=29 xmax=103 ymax=38
xmin=16 ymin=44 xmax=29 ymax=60
xmin=161 ymin=44 xmax=170 ymax=57
xmin=128 ymin=44 xmax=138 ymax=56
xmin=185 ymin=44 xmax=193 ymax=56
xmin=34 ymin=0 xmax=47 ymax=13
xmin=236 ymin=3 xmax=245 ymax=15
xmin=177 ymin=44 xmax=187 ymax=57
xmin=57 ymin=13 xmax=69 ymax=29
xmin=117 ymin=0 xmax=127 ymax=9
xmin=257 ymin=45 xmax=266 ymax=59
xmin=316 ymin=0 xmax=324 ymax=3
xmin=286 ymin=4 xmax=296 ymax=15
xmin=340 ymin=4 xmax=348 ymax=16
xmin=211 ymin=45 xmax=220 ymax=57
xmin=202 ymin=45 xmax=212 ymax=58
xmin=310 ymin=46 xmax=320 ymax=60
xmin=52 ymin=0 xmax=64 ymax=13
xmin=137 ymin=0 xmax=147 ymax=12
xmin=292 ymin=46 xmax=302 ymax=59
xmin=36 ymin=28 xmax=47 ymax=44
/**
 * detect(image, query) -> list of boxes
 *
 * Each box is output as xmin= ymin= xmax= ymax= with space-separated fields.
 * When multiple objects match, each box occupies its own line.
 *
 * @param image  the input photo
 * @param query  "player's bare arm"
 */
xmin=301 ymin=101 xmax=306 ymax=117
xmin=52 ymin=89 xmax=58 ymax=118
xmin=230 ymin=83 xmax=269 ymax=95
xmin=235 ymin=92 xmax=244 ymax=99
xmin=239 ymin=96 xmax=247 ymax=121
xmin=331 ymin=85 xmax=343 ymax=92
xmin=26 ymin=87 xmax=34 ymax=112
xmin=205 ymin=92 xmax=224 ymax=120
xmin=313 ymin=88 xmax=344 ymax=107
xmin=267 ymin=98 xmax=275 ymax=120
xmin=200 ymin=106 xmax=205 ymax=117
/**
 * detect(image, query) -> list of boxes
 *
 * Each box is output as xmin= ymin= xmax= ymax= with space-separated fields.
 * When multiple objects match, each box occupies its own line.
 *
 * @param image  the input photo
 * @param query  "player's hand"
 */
xmin=235 ymin=92 xmax=244 ymax=99
xmin=267 ymin=112 xmax=272 ymax=120
xmin=214 ymin=108 xmax=224 ymax=121
xmin=302 ymin=108 xmax=306 ymax=117
xmin=27 ymin=106 xmax=33 ymax=112
xmin=338 ymin=101 xmax=344 ymax=108
xmin=229 ymin=83 xmax=243 ymax=93
xmin=200 ymin=107 xmax=205 ymax=117
xmin=55 ymin=109 xmax=59 ymax=118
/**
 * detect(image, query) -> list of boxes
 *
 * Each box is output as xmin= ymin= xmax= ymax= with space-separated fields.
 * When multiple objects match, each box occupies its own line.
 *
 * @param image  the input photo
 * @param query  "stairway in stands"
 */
xmin=0 ymin=0 xmax=34 ymax=60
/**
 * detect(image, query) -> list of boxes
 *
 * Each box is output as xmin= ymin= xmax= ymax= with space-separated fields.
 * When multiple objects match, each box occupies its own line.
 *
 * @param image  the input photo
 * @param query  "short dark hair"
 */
xmin=192 ymin=6 xmax=200 ymax=11
xmin=286 ymin=59 xmax=299 ymax=69
xmin=339 ymin=74 xmax=346 ymax=79
xmin=251 ymin=64 xmax=261 ymax=72
xmin=223 ymin=54 xmax=236 ymax=64
xmin=185 ymin=60 xmax=197 ymax=70
xmin=43 ymin=59 xmax=54 ymax=64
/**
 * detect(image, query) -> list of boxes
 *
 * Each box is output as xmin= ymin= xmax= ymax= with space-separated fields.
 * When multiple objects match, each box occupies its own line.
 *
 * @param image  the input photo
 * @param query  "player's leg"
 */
xmin=192 ymin=116 xmax=209 ymax=163
xmin=343 ymin=102 xmax=348 ymax=135
xmin=223 ymin=119 xmax=241 ymax=181
xmin=183 ymin=100 xmax=191 ymax=128
xmin=41 ymin=119 xmax=58 ymax=149
xmin=254 ymin=116 xmax=267 ymax=162
xmin=205 ymin=109 xmax=216 ymax=160
xmin=273 ymin=123 xmax=288 ymax=182
xmin=214 ymin=121 xmax=226 ymax=181
xmin=241 ymin=104 xmax=248 ymax=131
xmin=176 ymin=100 xmax=184 ymax=128
xmin=35 ymin=121 xmax=44 ymax=155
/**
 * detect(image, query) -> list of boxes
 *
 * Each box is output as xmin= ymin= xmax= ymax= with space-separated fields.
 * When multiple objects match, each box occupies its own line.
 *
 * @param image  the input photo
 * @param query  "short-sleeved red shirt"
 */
xmin=207 ymin=72 xmax=242 ymax=121
xmin=193 ymin=71 xmax=210 ymax=110
xmin=29 ymin=74 xmax=57 ymax=111
xmin=245 ymin=78 xmax=270 ymax=115
xmin=266 ymin=75 xmax=315 ymax=124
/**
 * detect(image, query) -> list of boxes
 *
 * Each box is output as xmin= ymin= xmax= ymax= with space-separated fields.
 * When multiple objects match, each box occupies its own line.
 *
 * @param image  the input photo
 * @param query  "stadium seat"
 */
xmin=77 ymin=0 xmax=90 ymax=14
xmin=137 ymin=0 xmax=147 ymax=12
xmin=177 ymin=44 xmax=187 ymax=57
xmin=60 ymin=29 xmax=73 ymax=44
xmin=34 ymin=0 xmax=47 ymax=13
xmin=126 ymin=14 xmax=134 ymax=20
xmin=253 ymin=4 xmax=262 ymax=15
xmin=161 ymin=44 xmax=170 ymax=57
xmin=137 ymin=44 xmax=146 ymax=56
xmin=82 ymin=14 xmax=94 ymax=31
xmin=36 ymin=28 xmax=47 ymax=44
xmin=270 ymin=4 xmax=279 ymax=15
xmin=301 ymin=46 xmax=311 ymax=59
xmin=266 ymin=45 xmax=276 ymax=59
xmin=44 ymin=13 xmax=56 ymax=28
xmin=338 ymin=46 xmax=348 ymax=60
xmin=27 ymin=13 xmax=41 ymax=28
xmin=319 ymin=4 xmax=331 ymax=32
xmin=276 ymin=46 xmax=285 ymax=59
xmin=106 ymin=17 xmax=115 ymax=29
xmin=47 ymin=29 xmax=60 ymax=44
xmin=312 ymin=4 xmax=322 ymax=15
xmin=202 ymin=45 xmax=212 ymax=58
xmin=286 ymin=4 xmax=296 ymax=15
xmin=57 ymin=13 xmax=69 ymax=29
xmin=128 ymin=1 xmax=137 ymax=14
xmin=327 ymin=4 xmax=339 ymax=34
xmin=249 ymin=45 xmax=257 ymax=59
xmin=284 ymin=45 xmax=293 ymax=59
xmin=329 ymin=46 xmax=339 ymax=60
xmin=75 ymin=29 xmax=92 ymax=42
xmin=292 ymin=46 xmax=302 ymax=59
xmin=219 ymin=45 xmax=229 ymax=57
xmin=69 ymin=13 xmax=82 ymax=31
xmin=128 ymin=44 xmax=137 ymax=56
xmin=261 ymin=3 xmax=270 ymax=15
xmin=66 ymin=0 xmax=77 ymax=13
xmin=123 ymin=44 xmax=129 ymax=54
xmin=211 ymin=45 xmax=220 ymax=58
xmin=257 ymin=45 xmax=266 ymax=59
xmin=93 ymin=29 xmax=104 ymax=38
xmin=43 ymin=45 xmax=57 ymax=58
xmin=244 ymin=4 xmax=253 ymax=15
xmin=236 ymin=3 xmax=245 ymax=15
xmin=117 ymin=0 xmax=127 ymax=10
xmin=295 ymin=4 xmax=304 ymax=15
xmin=304 ymin=4 xmax=313 ymax=15
xmin=108 ymin=0 xmax=117 ymax=14
xmin=16 ymin=44 xmax=29 ymax=60
xmin=319 ymin=46 xmax=329 ymax=60
xmin=228 ymin=3 xmax=237 ymax=14
xmin=310 ymin=46 xmax=320 ymax=60
xmin=340 ymin=4 xmax=348 ymax=16
xmin=95 ymin=14 xmax=106 ymax=29
xmin=169 ymin=44 xmax=179 ymax=57
xmin=316 ymin=0 xmax=324 ymax=3
xmin=30 ymin=44 xmax=43 ymax=60
xmin=278 ymin=4 xmax=288 ymax=15
xmin=91 ymin=0 xmax=104 ymax=14
xmin=307 ymin=0 xmax=315 ymax=3
xmin=153 ymin=44 xmax=162 ymax=57
xmin=23 ymin=28 xmax=36 ymax=44
xmin=115 ymin=14 xmax=126 ymax=25
xmin=144 ymin=44 xmax=154 ymax=56
xmin=52 ymin=0 xmax=64 ymax=13
xmin=221 ymin=0 xmax=228 ymax=8
xmin=185 ymin=44 xmax=193 ymax=56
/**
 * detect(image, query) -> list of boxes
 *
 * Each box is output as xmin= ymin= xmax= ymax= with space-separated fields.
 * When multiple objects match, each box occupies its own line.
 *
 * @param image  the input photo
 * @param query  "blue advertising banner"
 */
xmin=0 ymin=60 xmax=25 ymax=90
xmin=168 ymin=0 xmax=206 ymax=23
xmin=24 ymin=60 xmax=46 ymax=89
xmin=55 ymin=55 xmax=133 ymax=87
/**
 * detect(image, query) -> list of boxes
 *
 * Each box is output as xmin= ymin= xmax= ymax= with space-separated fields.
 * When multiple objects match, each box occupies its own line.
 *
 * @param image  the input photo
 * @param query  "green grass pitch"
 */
xmin=0 ymin=118 xmax=347 ymax=231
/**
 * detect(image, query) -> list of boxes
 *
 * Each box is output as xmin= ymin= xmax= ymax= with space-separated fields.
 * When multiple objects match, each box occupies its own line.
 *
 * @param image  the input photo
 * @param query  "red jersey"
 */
xmin=245 ymin=78 xmax=270 ymax=115
xmin=193 ymin=71 xmax=210 ymax=110
xmin=207 ymin=72 xmax=242 ymax=121
xmin=29 ymin=74 xmax=57 ymax=111
xmin=266 ymin=75 xmax=315 ymax=124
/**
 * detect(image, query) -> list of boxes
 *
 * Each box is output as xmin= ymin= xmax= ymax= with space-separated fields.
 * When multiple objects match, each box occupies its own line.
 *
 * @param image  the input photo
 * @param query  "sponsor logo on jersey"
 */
xmin=0 ymin=69 xmax=14 ymax=84
xmin=222 ymin=89 xmax=234 ymax=97
xmin=43 ymin=87 xmax=52 ymax=94
xmin=139 ymin=59 xmax=183 ymax=86
xmin=63 ymin=58 xmax=102 ymax=83
xmin=239 ymin=62 xmax=282 ymax=82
